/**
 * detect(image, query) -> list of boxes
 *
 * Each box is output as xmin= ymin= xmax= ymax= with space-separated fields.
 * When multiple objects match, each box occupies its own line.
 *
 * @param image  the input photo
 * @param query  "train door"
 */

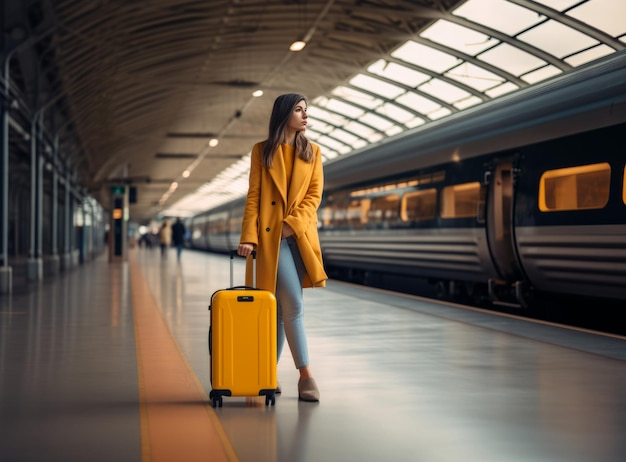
xmin=484 ymin=159 xmax=524 ymax=284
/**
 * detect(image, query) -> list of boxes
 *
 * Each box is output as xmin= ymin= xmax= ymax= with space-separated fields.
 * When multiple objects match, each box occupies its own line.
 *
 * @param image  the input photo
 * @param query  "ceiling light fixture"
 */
xmin=209 ymin=138 xmax=219 ymax=147
xmin=252 ymin=89 xmax=264 ymax=97
xmin=289 ymin=40 xmax=307 ymax=52
xmin=288 ymin=0 xmax=335 ymax=53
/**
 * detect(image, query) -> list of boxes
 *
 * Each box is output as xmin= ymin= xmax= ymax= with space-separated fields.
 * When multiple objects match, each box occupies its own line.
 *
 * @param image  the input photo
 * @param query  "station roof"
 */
xmin=4 ymin=0 xmax=625 ymax=223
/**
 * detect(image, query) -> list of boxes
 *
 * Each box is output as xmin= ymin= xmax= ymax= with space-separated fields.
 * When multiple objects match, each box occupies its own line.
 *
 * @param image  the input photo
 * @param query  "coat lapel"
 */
xmin=287 ymin=155 xmax=313 ymax=212
xmin=268 ymin=145 xmax=314 ymax=210
xmin=268 ymin=145 xmax=287 ymax=205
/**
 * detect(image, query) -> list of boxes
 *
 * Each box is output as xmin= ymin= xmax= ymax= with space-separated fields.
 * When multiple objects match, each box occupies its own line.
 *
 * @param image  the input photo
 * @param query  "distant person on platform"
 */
xmin=159 ymin=220 xmax=172 ymax=256
xmin=171 ymin=217 xmax=187 ymax=261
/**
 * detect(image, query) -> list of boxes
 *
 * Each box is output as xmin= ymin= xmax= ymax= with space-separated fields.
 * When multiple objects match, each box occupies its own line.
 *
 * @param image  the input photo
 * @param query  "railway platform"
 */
xmin=1 ymin=247 xmax=625 ymax=462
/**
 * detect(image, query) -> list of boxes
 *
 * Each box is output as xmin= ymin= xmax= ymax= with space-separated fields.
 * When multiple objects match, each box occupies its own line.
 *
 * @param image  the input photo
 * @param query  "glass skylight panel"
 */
xmin=518 ymin=20 xmax=598 ymax=58
xmin=534 ymin=0 xmax=582 ymax=10
xmin=420 ymin=20 xmax=497 ymax=56
xmin=323 ymin=98 xmax=364 ymax=119
xmin=368 ymin=60 xmax=430 ymax=87
xmin=565 ymin=44 xmax=614 ymax=66
xmin=479 ymin=43 xmax=547 ymax=76
xmin=521 ymin=65 xmax=562 ymax=84
xmin=359 ymin=112 xmax=398 ymax=132
xmin=309 ymin=114 xmax=373 ymax=145
xmin=385 ymin=125 xmax=403 ymax=137
xmin=322 ymin=149 xmax=339 ymax=161
xmin=453 ymin=0 xmax=544 ymax=36
xmin=331 ymin=86 xmax=382 ymax=110
xmin=376 ymin=102 xmax=414 ymax=125
xmin=445 ymin=63 xmax=504 ymax=91
xmin=367 ymin=133 xmax=384 ymax=143
xmin=395 ymin=92 xmax=442 ymax=115
xmin=330 ymin=128 xmax=362 ymax=147
xmin=307 ymin=117 xmax=333 ymax=134
xmin=309 ymin=132 xmax=347 ymax=157
xmin=392 ymin=41 xmax=461 ymax=73
xmin=350 ymin=74 xmax=405 ymax=99
xmin=343 ymin=120 xmax=378 ymax=139
xmin=454 ymin=96 xmax=483 ymax=110
xmin=485 ymin=82 xmax=519 ymax=98
xmin=317 ymin=135 xmax=347 ymax=152
xmin=308 ymin=106 xmax=349 ymax=126
xmin=404 ymin=118 xmax=426 ymax=129
xmin=353 ymin=139 xmax=368 ymax=149
xmin=419 ymin=78 xmax=471 ymax=104
xmin=306 ymin=129 xmax=321 ymax=140
xmin=177 ymin=172 xmax=251 ymax=213
xmin=336 ymin=144 xmax=353 ymax=155
xmin=428 ymin=107 xmax=453 ymax=120
xmin=312 ymin=95 xmax=329 ymax=107
xmin=567 ymin=0 xmax=626 ymax=37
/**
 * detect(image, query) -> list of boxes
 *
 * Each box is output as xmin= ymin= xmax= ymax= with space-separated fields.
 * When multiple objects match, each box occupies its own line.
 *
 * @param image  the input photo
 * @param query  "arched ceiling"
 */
xmin=4 ymin=0 xmax=625 ymax=224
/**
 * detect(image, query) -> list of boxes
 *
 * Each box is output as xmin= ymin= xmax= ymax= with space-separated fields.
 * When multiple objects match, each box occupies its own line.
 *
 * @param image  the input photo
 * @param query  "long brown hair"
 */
xmin=261 ymin=93 xmax=314 ymax=168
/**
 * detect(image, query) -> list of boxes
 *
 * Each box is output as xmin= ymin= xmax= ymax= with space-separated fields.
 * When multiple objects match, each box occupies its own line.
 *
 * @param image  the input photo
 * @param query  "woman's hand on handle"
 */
xmin=237 ymin=243 xmax=254 ymax=257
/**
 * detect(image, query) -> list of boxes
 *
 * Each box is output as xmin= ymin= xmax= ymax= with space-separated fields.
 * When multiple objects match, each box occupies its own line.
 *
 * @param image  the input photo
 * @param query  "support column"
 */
xmin=1 ymin=45 xmax=12 ymax=293
xmin=109 ymin=185 xmax=128 ymax=262
xmin=47 ymin=134 xmax=60 ymax=274
xmin=27 ymin=112 xmax=43 ymax=281
xmin=61 ymin=160 xmax=72 ymax=270
xmin=0 ymin=84 xmax=11 ymax=294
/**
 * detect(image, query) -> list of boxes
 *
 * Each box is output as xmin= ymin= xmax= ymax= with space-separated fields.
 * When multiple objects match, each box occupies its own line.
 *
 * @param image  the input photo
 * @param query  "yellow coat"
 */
xmin=240 ymin=142 xmax=328 ymax=292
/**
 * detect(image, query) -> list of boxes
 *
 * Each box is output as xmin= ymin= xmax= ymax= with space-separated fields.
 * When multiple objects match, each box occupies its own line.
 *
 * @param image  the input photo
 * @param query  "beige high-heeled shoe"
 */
xmin=298 ymin=377 xmax=320 ymax=402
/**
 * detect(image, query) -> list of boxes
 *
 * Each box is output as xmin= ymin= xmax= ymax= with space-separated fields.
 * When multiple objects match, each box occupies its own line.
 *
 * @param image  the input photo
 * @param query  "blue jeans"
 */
xmin=276 ymin=237 xmax=308 ymax=368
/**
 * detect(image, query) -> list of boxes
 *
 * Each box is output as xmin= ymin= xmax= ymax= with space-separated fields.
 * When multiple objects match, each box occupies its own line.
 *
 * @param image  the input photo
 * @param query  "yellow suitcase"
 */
xmin=209 ymin=251 xmax=277 ymax=407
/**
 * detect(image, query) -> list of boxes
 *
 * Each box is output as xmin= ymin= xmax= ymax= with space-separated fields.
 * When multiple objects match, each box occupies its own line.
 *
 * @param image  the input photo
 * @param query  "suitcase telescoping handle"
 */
xmin=230 ymin=249 xmax=256 ymax=289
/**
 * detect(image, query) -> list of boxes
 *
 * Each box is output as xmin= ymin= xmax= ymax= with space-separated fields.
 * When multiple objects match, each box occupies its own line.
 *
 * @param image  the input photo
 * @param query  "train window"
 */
xmin=331 ymin=203 xmax=348 ymax=227
xmin=208 ymin=212 xmax=228 ymax=234
xmin=440 ymin=182 xmax=481 ymax=218
xmin=368 ymin=195 xmax=399 ymax=224
xmin=228 ymin=216 xmax=242 ymax=232
xmin=539 ymin=163 xmax=610 ymax=212
xmin=401 ymin=189 xmax=436 ymax=221
xmin=320 ymin=206 xmax=332 ymax=227
xmin=348 ymin=199 xmax=370 ymax=227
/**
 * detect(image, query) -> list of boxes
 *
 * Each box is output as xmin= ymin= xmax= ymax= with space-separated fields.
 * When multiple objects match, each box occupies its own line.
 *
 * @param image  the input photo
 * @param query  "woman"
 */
xmin=237 ymin=93 xmax=327 ymax=402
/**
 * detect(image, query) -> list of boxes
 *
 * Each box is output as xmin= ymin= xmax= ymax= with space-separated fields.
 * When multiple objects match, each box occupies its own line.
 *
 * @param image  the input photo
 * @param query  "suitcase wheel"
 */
xmin=209 ymin=390 xmax=223 ymax=408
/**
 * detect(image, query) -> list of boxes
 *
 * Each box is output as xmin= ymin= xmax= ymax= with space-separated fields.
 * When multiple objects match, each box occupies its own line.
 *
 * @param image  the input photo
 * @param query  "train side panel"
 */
xmin=319 ymin=155 xmax=501 ymax=287
xmin=513 ymin=123 xmax=626 ymax=301
xmin=515 ymin=225 xmax=626 ymax=300
xmin=189 ymin=214 xmax=210 ymax=250
xmin=321 ymin=227 xmax=498 ymax=283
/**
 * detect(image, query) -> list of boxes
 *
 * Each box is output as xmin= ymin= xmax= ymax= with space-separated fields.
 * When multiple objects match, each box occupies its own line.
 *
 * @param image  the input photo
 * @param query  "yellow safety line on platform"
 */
xmin=130 ymin=251 xmax=238 ymax=462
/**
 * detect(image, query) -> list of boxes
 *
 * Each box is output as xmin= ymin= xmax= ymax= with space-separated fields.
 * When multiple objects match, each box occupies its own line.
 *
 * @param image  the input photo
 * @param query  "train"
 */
xmin=186 ymin=51 xmax=626 ymax=308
